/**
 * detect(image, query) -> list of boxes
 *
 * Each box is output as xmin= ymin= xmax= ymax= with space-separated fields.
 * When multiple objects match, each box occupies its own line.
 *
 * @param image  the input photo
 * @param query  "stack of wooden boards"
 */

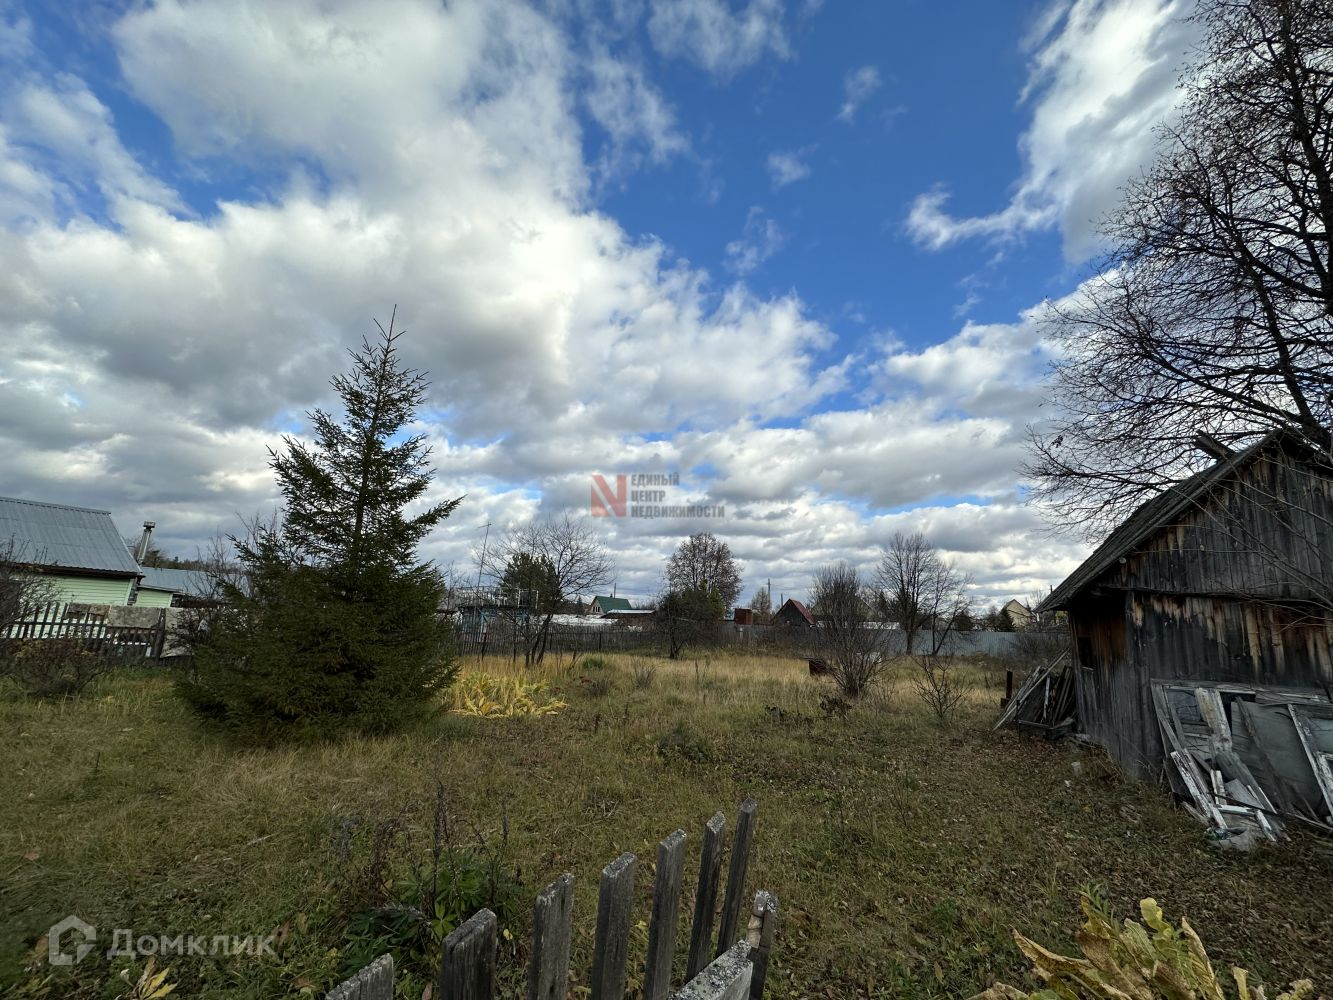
xmin=994 ymin=650 xmax=1075 ymax=736
xmin=1152 ymin=683 xmax=1333 ymax=847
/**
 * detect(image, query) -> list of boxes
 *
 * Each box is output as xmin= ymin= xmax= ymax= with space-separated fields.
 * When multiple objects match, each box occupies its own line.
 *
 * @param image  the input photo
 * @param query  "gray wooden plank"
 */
xmin=1290 ymin=705 xmax=1333 ymax=819
xmin=439 ymin=909 xmax=496 ymax=1000
xmin=328 ymin=952 xmax=394 ymax=1000
xmin=686 ymin=813 xmax=726 ymax=981
xmin=715 ymin=799 xmax=757 ymax=958
xmin=590 ymin=852 xmax=637 ymax=1000
xmin=673 ymin=941 xmax=752 ymax=1000
xmin=745 ymin=891 xmax=777 ymax=1000
xmin=527 ymin=873 xmax=575 ymax=1000
xmin=644 ymin=829 xmax=688 ymax=1000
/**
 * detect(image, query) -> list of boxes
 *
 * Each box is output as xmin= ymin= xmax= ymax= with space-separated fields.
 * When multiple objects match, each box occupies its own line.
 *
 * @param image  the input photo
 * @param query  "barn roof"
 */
xmin=591 ymin=595 xmax=632 ymax=612
xmin=1040 ymin=432 xmax=1289 ymax=612
xmin=0 ymin=496 xmax=141 ymax=577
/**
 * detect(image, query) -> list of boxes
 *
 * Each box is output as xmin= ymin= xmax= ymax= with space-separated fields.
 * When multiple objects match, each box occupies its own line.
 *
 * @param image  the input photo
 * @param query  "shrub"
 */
xmin=630 ymin=660 xmax=657 ymax=690
xmin=338 ymin=787 xmax=522 ymax=990
xmin=656 ymin=720 xmax=713 ymax=764
xmin=450 ymin=674 xmax=566 ymax=718
xmin=0 ymin=639 xmax=111 ymax=698
xmin=970 ymin=892 xmax=1315 ymax=1000
xmin=581 ymin=655 xmax=613 ymax=671
xmin=581 ymin=673 xmax=615 ymax=698
xmin=912 ymin=654 xmax=967 ymax=725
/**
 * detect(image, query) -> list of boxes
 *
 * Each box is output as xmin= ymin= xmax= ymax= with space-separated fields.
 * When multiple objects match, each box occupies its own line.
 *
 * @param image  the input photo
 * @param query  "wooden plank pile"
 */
xmin=327 ymin=800 xmax=777 ymax=1000
xmin=993 ymin=650 xmax=1074 ymax=736
xmin=1151 ymin=683 xmax=1333 ymax=847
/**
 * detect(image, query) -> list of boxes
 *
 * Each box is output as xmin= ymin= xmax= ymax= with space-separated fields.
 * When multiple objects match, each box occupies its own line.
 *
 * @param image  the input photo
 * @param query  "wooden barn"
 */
xmin=1039 ymin=432 xmax=1333 ymax=801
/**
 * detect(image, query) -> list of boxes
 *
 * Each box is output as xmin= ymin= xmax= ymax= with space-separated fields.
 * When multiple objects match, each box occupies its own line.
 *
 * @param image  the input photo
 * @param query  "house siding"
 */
xmin=132 ymin=587 xmax=175 ymax=609
xmin=41 ymin=574 xmax=135 ymax=606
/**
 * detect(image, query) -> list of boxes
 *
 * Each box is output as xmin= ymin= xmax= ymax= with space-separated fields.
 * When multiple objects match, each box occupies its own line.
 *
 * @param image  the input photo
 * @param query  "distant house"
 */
xmin=1002 ymin=599 xmax=1033 ymax=629
xmin=0 ymin=496 xmax=142 ymax=606
xmin=135 ymin=566 xmax=217 ymax=608
xmin=588 ymin=595 xmax=632 ymax=615
xmin=772 ymin=598 xmax=815 ymax=628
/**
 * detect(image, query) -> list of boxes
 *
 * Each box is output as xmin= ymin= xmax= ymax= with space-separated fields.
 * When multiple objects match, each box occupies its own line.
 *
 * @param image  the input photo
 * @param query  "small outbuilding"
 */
xmin=1036 ymin=432 xmax=1333 ymax=839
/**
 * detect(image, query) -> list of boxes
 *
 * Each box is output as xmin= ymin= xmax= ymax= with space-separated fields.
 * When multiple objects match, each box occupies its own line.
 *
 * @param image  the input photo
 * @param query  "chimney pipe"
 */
xmin=134 ymin=521 xmax=156 ymax=563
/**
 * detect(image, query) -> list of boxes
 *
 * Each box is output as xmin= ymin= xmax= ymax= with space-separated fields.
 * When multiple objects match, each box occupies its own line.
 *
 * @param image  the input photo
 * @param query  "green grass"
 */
xmin=1 ymin=653 xmax=1330 ymax=998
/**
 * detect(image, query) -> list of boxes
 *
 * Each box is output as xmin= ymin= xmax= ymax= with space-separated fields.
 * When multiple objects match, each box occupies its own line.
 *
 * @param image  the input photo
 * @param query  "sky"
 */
xmin=0 ymin=0 xmax=1201 ymax=608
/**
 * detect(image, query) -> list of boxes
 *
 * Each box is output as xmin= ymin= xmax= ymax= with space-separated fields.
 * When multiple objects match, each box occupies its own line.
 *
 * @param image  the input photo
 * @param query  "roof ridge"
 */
xmin=0 ymin=495 xmax=113 ymax=515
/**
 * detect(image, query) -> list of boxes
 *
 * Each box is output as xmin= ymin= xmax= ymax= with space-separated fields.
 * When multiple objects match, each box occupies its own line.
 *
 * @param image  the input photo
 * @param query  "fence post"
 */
xmin=715 ymin=798 xmax=757 ymax=958
xmin=687 ymin=812 xmax=726 ymax=980
xmin=745 ymin=891 xmax=778 ymax=999
xmin=643 ymin=829 xmax=687 ymax=1000
xmin=674 ymin=941 xmax=752 ymax=1000
xmin=589 ymin=852 xmax=636 ymax=1000
xmin=438 ymin=908 xmax=496 ymax=1000
xmin=526 ymin=873 xmax=575 ymax=1000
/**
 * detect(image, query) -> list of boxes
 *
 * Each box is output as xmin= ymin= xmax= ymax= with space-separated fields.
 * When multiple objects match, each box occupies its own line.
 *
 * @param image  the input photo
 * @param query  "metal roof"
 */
xmin=137 ymin=566 xmax=215 ymax=597
xmin=1039 ymin=432 xmax=1287 ymax=612
xmin=0 ymin=495 xmax=141 ymax=577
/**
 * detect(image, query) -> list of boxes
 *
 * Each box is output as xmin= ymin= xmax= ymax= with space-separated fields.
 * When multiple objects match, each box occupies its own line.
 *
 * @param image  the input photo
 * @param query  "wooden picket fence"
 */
xmin=4 ymin=602 xmax=167 ymax=658
xmin=328 ymin=800 xmax=777 ymax=1000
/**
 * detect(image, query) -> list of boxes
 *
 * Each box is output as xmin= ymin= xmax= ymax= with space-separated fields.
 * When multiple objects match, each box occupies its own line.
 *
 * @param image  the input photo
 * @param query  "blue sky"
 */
xmin=0 ymin=0 xmax=1198 ymax=606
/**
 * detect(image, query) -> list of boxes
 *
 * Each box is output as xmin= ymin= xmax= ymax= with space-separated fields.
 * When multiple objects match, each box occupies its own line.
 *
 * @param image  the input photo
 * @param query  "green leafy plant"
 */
xmin=971 ymin=893 xmax=1315 ymax=1000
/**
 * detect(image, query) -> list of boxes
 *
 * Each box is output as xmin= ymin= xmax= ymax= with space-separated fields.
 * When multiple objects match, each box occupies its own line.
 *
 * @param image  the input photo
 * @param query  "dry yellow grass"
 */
xmin=2 ymin=654 xmax=1330 ymax=999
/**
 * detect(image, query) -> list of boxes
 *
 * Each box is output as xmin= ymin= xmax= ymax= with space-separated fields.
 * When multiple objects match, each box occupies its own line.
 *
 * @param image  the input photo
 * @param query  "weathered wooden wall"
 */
xmin=1070 ymin=587 xmax=1333 ymax=777
xmin=1106 ymin=452 xmax=1333 ymax=604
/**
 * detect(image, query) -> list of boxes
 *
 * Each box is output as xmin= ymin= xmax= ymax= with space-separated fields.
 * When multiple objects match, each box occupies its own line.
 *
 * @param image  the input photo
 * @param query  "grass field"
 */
xmin=2 ymin=651 xmax=1330 ymax=998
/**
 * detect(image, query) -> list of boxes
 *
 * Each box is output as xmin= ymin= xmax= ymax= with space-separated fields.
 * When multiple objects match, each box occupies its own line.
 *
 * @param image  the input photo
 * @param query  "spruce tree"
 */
xmin=180 ymin=310 xmax=462 ymax=740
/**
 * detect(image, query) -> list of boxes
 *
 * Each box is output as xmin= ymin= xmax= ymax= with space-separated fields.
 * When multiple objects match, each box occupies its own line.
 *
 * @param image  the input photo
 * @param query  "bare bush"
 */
xmin=630 ymin=660 xmax=657 ymax=690
xmin=912 ymin=654 xmax=967 ymax=725
xmin=809 ymin=563 xmax=890 ymax=698
xmin=1 ymin=639 xmax=112 ymax=698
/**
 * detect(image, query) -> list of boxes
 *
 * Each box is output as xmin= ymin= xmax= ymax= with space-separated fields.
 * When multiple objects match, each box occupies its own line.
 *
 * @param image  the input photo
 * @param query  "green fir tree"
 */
xmin=179 ymin=310 xmax=462 ymax=740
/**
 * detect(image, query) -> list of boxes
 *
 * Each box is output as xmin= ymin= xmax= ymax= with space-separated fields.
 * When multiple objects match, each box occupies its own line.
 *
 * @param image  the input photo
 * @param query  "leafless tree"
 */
xmin=1028 ymin=0 xmax=1333 ymax=535
xmin=481 ymin=513 xmax=613 ymax=667
xmin=875 ymin=532 xmax=973 ymax=655
xmin=666 ymin=532 xmax=742 ymax=612
xmin=0 ymin=537 xmax=56 ymax=636
xmin=809 ymin=563 xmax=892 ymax=698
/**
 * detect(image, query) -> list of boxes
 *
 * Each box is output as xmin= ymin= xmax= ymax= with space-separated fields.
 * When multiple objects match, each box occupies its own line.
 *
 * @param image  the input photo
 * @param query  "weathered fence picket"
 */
xmin=590 ymin=853 xmax=637 ymax=1000
xmin=439 ymin=909 xmax=496 ymax=1000
xmin=686 ymin=812 xmax=726 ymax=980
xmin=327 ymin=801 xmax=773 ymax=1000
xmin=526 ymin=872 xmax=575 ymax=1000
xmin=745 ymin=892 xmax=778 ymax=1000
xmin=327 ymin=953 xmax=394 ymax=1000
xmin=715 ymin=798 xmax=757 ymax=959
xmin=643 ymin=829 xmax=687 ymax=1000
xmin=673 ymin=943 xmax=753 ymax=1000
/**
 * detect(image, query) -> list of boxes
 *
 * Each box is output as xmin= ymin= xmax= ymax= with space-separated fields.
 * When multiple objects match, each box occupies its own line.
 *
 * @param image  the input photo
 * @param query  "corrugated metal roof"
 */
xmin=137 ymin=566 xmax=214 ymax=597
xmin=0 ymin=496 xmax=141 ymax=576
xmin=1039 ymin=431 xmax=1288 ymax=612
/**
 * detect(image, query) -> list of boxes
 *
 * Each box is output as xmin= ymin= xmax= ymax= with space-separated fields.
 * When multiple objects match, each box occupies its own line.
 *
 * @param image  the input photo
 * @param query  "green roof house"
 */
xmin=0 ymin=496 xmax=142 ymax=606
xmin=589 ymin=595 xmax=632 ymax=615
